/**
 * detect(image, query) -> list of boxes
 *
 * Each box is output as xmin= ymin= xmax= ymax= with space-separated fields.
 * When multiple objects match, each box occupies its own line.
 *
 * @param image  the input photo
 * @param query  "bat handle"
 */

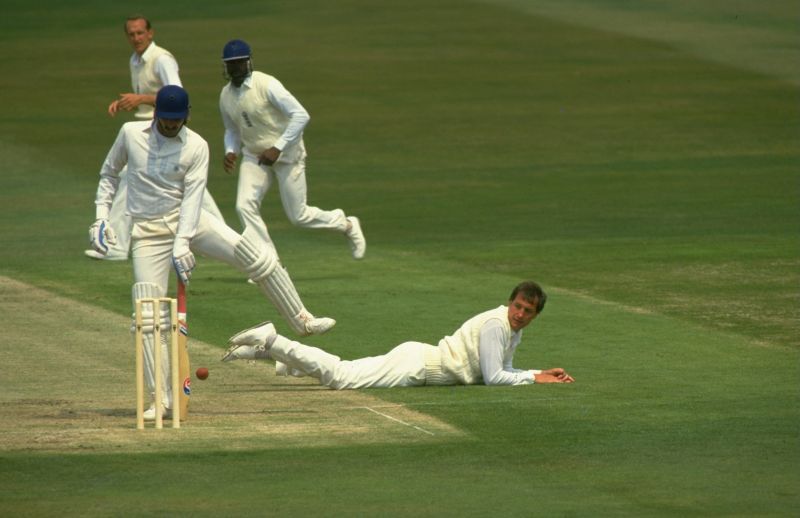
xmin=177 ymin=276 xmax=187 ymax=314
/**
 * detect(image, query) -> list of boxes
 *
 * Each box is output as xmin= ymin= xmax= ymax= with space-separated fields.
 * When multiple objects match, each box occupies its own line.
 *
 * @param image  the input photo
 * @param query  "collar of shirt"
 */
xmin=239 ymin=74 xmax=254 ymax=90
xmin=148 ymin=121 xmax=188 ymax=144
xmin=132 ymin=42 xmax=157 ymax=66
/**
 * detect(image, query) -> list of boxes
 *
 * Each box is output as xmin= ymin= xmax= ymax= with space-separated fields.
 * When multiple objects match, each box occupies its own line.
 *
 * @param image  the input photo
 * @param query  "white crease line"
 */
xmin=347 ymin=395 xmax=588 ymax=411
xmin=360 ymin=406 xmax=435 ymax=436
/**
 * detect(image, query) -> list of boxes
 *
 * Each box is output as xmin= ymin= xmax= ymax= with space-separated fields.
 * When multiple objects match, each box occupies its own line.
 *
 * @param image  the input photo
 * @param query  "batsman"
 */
xmin=90 ymin=85 xmax=336 ymax=421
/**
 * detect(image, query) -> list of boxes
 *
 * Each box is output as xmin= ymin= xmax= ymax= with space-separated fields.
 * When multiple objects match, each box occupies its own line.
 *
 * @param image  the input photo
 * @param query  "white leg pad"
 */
xmin=131 ymin=282 xmax=173 ymax=407
xmin=235 ymin=230 xmax=310 ymax=335
xmin=234 ymin=228 xmax=279 ymax=282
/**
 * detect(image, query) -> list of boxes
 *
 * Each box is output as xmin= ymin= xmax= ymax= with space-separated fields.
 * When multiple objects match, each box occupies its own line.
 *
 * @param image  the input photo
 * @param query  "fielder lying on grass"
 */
xmin=222 ymin=281 xmax=574 ymax=388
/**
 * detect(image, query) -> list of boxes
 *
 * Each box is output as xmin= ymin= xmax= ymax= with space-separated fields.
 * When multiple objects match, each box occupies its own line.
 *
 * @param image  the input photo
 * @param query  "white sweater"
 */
xmin=424 ymin=305 xmax=538 ymax=386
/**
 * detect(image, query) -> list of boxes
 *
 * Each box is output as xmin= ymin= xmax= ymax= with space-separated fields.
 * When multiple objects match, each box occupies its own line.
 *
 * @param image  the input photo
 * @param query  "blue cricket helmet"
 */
xmin=155 ymin=85 xmax=190 ymax=119
xmin=222 ymin=39 xmax=252 ymax=61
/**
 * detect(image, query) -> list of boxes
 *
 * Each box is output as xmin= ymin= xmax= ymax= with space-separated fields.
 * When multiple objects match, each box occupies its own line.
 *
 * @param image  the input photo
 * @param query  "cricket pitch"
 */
xmin=0 ymin=276 xmax=464 ymax=454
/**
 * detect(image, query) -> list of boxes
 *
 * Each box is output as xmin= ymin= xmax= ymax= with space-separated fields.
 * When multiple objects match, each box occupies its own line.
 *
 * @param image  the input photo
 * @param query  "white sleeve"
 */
xmin=94 ymin=126 xmax=128 ymax=220
xmin=175 ymin=141 xmax=209 ymax=242
xmin=503 ymin=358 xmax=540 ymax=375
xmin=265 ymin=78 xmax=309 ymax=151
xmin=479 ymin=320 xmax=536 ymax=385
xmin=153 ymin=54 xmax=182 ymax=86
xmin=219 ymin=92 xmax=242 ymax=155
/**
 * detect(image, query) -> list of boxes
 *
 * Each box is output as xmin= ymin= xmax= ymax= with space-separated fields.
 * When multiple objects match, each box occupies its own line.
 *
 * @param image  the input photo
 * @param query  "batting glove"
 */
xmin=172 ymin=237 xmax=196 ymax=284
xmin=89 ymin=218 xmax=118 ymax=255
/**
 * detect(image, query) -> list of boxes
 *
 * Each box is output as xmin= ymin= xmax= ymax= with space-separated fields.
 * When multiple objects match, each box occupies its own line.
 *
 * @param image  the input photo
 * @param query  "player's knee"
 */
xmin=286 ymin=206 xmax=312 ymax=226
xmin=236 ymin=198 xmax=261 ymax=217
xmin=234 ymin=228 xmax=279 ymax=282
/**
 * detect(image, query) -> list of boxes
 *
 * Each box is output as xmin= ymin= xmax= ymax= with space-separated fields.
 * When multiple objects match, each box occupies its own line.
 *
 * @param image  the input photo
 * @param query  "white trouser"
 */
xmin=131 ymin=210 xmax=245 ymax=402
xmin=106 ymin=168 xmax=226 ymax=259
xmin=131 ymin=209 xmax=244 ymax=289
xmin=270 ymin=337 xmax=430 ymax=389
xmin=236 ymin=154 xmax=348 ymax=248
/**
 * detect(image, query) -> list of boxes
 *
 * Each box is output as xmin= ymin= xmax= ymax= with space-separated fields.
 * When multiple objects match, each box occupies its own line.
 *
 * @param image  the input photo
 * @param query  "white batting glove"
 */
xmin=89 ymin=219 xmax=118 ymax=255
xmin=172 ymin=237 xmax=196 ymax=284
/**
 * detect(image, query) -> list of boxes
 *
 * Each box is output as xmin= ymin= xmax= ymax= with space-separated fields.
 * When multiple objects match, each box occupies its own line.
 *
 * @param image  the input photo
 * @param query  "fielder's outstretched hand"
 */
xmin=89 ymin=218 xmax=117 ymax=255
xmin=534 ymin=368 xmax=575 ymax=383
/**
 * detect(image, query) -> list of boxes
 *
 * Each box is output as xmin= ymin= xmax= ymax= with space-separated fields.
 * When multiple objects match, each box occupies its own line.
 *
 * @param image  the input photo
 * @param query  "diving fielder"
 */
xmin=219 ymin=39 xmax=366 ymax=260
xmin=222 ymin=281 xmax=575 ymax=389
xmin=85 ymin=15 xmax=225 ymax=261
xmin=90 ymin=86 xmax=336 ymax=419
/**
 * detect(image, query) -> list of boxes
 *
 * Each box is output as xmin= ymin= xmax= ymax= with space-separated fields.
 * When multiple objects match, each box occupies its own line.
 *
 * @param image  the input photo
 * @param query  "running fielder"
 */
xmin=219 ymin=39 xmax=366 ymax=261
xmin=222 ymin=281 xmax=574 ymax=388
xmin=90 ymin=85 xmax=335 ymax=420
xmin=85 ymin=15 xmax=225 ymax=261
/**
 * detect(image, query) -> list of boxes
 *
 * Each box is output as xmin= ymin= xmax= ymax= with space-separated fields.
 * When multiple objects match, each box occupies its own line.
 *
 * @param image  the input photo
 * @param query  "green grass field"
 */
xmin=1 ymin=1 xmax=798 ymax=516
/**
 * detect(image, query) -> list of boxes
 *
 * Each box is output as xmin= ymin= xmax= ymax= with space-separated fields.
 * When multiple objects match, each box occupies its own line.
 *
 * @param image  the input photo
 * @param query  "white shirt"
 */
xmin=221 ymin=73 xmax=309 ymax=155
xmin=94 ymin=120 xmax=209 ymax=242
xmin=130 ymin=46 xmax=181 ymax=86
xmin=478 ymin=318 xmax=539 ymax=385
xmin=130 ymin=42 xmax=182 ymax=119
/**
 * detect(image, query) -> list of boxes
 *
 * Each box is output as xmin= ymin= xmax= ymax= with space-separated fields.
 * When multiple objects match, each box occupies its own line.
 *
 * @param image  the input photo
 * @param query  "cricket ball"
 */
xmin=195 ymin=367 xmax=209 ymax=380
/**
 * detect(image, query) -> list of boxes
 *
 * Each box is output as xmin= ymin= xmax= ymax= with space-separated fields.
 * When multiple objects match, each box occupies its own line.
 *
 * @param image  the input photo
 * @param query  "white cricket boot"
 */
xmin=84 ymin=249 xmax=128 ymax=261
xmin=143 ymin=403 xmax=172 ymax=421
xmin=222 ymin=322 xmax=277 ymax=362
xmin=303 ymin=316 xmax=336 ymax=335
xmin=226 ymin=321 xmax=277 ymax=347
xmin=345 ymin=216 xmax=366 ymax=259
xmin=221 ymin=344 xmax=271 ymax=362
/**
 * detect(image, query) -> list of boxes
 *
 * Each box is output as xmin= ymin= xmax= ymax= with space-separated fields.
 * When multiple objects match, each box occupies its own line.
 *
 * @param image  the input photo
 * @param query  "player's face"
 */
xmin=156 ymin=118 xmax=185 ymax=138
xmin=126 ymin=19 xmax=153 ymax=55
xmin=225 ymin=59 xmax=251 ymax=87
xmin=507 ymin=293 xmax=539 ymax=331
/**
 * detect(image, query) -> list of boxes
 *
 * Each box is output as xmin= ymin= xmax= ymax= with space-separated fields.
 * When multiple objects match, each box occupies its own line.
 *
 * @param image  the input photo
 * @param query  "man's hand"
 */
xmin=223 ymin=152 xmax=239 ymax=174
xmin=108 ymin=93 xmax=148 ymax=116
xmin=257 ymin=147 xmax=281 ymax=166
xmin=89 ymin=219 xmax=118 ymax=254
xmin=535 ymin=368 xmax=575 ymax=383
xmin=172 ymin=238 xmax=196 ymax=284
xmin=108 ymin=99 xmax=121 ymax=117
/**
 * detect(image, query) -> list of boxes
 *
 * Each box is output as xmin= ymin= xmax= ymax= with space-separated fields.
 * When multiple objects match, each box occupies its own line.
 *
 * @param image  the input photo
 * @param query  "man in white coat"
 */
xmin=221 ymin=281 xmax=574 ymax=388
xmin=85 ymin=15 xmax=225 ymax=261
xmin=90 ymin=86 xmax=336 ymax=419
xmin=219 ymin=39 xmax=366 ymax=260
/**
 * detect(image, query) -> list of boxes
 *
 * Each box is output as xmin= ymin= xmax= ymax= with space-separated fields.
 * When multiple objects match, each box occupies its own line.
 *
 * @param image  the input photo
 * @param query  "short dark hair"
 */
xmin=125 ymin=15 xmax=151 ymax=31
xmin=509 ymin=281 xmax=547 ymax=314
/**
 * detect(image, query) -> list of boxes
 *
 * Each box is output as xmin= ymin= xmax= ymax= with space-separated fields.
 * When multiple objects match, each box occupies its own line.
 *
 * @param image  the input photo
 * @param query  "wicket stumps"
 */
xmin=134 ymin=297 xmax=181 ymax=430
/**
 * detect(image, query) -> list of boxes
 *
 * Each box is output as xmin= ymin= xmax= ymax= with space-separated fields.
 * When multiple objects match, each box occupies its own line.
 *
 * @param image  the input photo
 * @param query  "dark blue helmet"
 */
xmin=222 ymin=39 xmax=251 ymax=61
xmin=155 ymin=85 xmax=190 ymax=119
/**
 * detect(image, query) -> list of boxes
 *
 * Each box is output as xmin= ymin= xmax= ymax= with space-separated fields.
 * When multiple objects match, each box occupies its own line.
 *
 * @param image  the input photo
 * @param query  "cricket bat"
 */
xmin=177 ymin=277 xmax=191 ymax=420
